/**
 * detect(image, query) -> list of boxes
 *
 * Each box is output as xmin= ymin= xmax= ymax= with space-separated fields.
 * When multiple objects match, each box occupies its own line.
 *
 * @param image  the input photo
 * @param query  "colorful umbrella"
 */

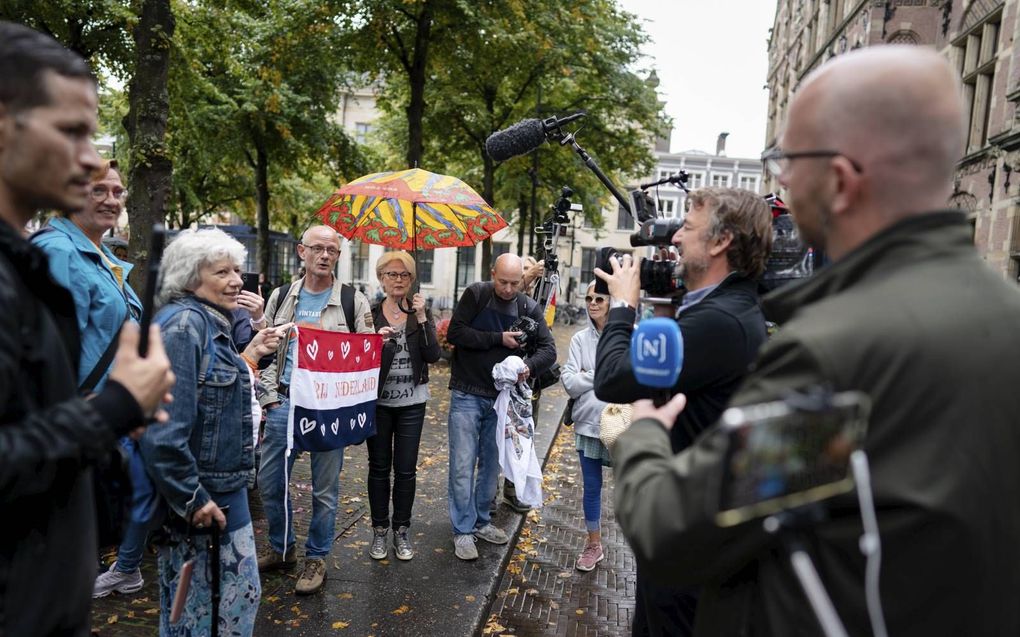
xmin=316 ymin=168 xmax=508 ymax=251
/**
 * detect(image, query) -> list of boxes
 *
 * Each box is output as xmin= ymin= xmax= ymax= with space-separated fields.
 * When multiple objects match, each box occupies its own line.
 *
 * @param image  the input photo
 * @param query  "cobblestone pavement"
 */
xmin=483 ymin=427 xmax=636 ymax=637
xmin=91 ymin=323 xmax=583 ymax=636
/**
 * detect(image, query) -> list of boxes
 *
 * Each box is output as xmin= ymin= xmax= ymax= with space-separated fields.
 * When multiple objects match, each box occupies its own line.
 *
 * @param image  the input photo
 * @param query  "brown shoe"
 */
xmin=295 ymin=558 xmax=327 ymax=595
xmin=257 ymin=547 xmax=297 ymax=572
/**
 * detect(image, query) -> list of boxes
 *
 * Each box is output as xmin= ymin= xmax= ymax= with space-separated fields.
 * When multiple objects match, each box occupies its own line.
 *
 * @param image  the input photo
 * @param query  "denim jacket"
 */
xmin=140 ymin=295 xmax=255 ymax=518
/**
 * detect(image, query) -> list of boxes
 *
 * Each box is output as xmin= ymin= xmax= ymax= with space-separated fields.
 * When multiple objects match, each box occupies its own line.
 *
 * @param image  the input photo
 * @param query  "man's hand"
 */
xmin=631 ymin=394 xmax=688 ymax=431
xmin=502 ymin=331 xmax=523 ymax=349
xmin=192 ymin=500 xmax=226 ymax=530
xmin=108 ymin=324 xmax=176 ymax=422
xmin=593 ymin=253 xmax=640 ymax=309
xmin=411 ymin=293 xmax=427 ymax=322
xmin=237 ymin=290 xmax=265 ymax=324
xmin=244 ymin=322 xmax=292 ymax=359
xmin=517 ymin=366 xmax=531 ymax=384
xmin=523 ymin=259 xmax=545 ymax=288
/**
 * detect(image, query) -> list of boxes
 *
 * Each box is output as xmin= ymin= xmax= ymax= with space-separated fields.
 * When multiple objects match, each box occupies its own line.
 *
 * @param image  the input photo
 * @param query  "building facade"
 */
xmin=767 ymin=0 xmax=1020 ymax=279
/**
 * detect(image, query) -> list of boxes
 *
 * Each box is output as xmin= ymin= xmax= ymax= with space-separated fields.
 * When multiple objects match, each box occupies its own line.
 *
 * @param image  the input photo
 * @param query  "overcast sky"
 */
xmin=618 ymin=0 xmax=777 ymax=160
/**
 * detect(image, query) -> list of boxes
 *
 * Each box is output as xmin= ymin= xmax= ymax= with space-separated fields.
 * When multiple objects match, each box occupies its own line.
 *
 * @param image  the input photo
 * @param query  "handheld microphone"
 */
xmin=485 ymin=111 xmax=587 ymax=161
xmin=630 ymin=318 xmax=683 ymax=407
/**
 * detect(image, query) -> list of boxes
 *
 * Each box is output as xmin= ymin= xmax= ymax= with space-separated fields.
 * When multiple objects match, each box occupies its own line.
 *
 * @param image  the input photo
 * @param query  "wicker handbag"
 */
xmin=599 ymin=403 xmax=634 ymax=449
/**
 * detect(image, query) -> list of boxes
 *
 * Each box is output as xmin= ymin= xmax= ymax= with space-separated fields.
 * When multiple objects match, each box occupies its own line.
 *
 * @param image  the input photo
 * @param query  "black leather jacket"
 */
xmin=371 ymin=301 xmax=442 ymax=390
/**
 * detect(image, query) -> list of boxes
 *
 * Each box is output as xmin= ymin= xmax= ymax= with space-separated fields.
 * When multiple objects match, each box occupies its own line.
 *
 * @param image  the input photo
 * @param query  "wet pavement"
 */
xmin=90 ymin=324 xmax=637 ymax=636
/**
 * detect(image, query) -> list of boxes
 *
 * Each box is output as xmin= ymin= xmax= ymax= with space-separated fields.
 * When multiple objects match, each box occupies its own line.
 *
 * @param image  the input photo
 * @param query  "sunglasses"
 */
xmin=585 ymin=296 xmax=607 ymax=305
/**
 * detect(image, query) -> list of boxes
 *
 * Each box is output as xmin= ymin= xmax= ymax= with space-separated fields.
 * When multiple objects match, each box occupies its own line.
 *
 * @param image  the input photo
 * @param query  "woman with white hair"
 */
xmin=140 ymin=228 xmax=287 ymax=636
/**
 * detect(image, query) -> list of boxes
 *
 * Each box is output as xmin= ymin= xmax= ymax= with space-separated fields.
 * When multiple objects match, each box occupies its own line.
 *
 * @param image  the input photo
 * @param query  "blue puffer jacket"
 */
xmin=32 ymin=216 xmax=141 ymax=389
xmin=140 ymin=295 xmax=255 ymax=519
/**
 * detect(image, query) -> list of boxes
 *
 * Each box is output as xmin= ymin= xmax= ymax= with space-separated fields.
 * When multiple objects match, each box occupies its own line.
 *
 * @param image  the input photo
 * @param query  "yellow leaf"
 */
xmin=144 ymin=608 xmax=160 ymax=615
xmin=465 ymin=595 xmax=476 ymax=602
xmin=576 ymin=609 xmax=585 ymax=615
xmin=107 ymin=615 xmax=118 ymax=624
xmin=264 ymin=595 xmax=280 ymax=603
xmin=392 ymin=604 xmax=411 ymax=615
xmin=332 ymin=620 xmax=350 ymax=629
xmin=337 ymin=592 xmax=354 ymax=600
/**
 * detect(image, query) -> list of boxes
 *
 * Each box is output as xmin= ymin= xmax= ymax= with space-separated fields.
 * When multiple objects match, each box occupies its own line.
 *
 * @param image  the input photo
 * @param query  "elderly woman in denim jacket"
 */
xmin=140 ymin=229 xmax=287 ymax=637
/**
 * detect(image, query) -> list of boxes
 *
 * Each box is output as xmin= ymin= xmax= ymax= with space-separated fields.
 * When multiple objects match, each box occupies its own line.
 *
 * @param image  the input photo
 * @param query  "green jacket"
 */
xmin=614 ymin=212 xmax=1020 ymax=636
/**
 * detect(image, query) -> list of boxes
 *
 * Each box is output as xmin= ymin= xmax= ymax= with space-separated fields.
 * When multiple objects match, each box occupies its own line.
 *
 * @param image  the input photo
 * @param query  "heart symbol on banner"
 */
xmin=349 ymin=418 xmax=356 ymax=431
xmin=327 ymin=350 xmax=334 ymax=361
xmin=340 ymin=341 xmax=351 ymax=359
xmin=306 ymin=340 xmax=319 ymax=361
xmin=320 ymin=423 xmax=326 ymax=437
xmin=331 ymin=418 xmax=339 ymax=435
xmin=299 ymin=417 xmax=316 ymax=435
xmin=355 ymin=355 xmax=361 ymax=364
xmin=358 ymin=412 xmax=367 ymax=428
xmin=363 ymin=340 xmax=371 ymax=352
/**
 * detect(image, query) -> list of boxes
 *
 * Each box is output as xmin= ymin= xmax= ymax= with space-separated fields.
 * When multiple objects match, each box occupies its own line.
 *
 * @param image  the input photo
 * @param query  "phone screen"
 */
xmin=715 ymin=391 xmax=870 ymax=528
xmin=242 ymin=272 xmax=260 ymax=294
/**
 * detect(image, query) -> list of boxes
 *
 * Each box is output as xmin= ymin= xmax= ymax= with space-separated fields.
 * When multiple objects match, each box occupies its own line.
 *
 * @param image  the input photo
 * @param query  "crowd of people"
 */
xmin=5 ymin=15 xmax=1020 ymax=637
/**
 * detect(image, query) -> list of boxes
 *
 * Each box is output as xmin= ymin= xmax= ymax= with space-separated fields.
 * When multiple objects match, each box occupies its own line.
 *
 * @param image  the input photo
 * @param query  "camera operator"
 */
xmin=613 ymin=46 xmax=1020 ymax=636
xmin=593 ymin=187 xmax=772 ymax=636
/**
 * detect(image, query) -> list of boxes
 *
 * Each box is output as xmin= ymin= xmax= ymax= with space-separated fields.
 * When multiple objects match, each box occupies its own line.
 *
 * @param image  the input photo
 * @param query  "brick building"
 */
xmin=766 ymin=0 xmax=1020 ymax=279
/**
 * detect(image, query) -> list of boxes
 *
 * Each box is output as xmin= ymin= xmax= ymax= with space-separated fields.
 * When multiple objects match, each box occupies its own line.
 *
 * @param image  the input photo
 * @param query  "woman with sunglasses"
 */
xmin=560 ymin=282 xmax=613 ymax=572
xmin=367 ymin=251 xmax=440 ymax=561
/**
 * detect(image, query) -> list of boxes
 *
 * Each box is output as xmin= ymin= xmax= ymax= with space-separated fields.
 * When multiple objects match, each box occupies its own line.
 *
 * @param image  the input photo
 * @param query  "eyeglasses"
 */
xmin=301 ymin=244 xmax=340 ymax=257
xmin=585 ymin=295 xmax=607 ymax=305
xmin=761 ymin=148 xmax=863 ymax=177
xmin=90 ymin=186 xmax=128 ymax=203
xmin=382 ymin=271 xmax=412 ymax=281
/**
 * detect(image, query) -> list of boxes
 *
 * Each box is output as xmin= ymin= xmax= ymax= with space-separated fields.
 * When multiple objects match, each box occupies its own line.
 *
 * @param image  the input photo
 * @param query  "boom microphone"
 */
xmin=485 ymin=112 xmax=587 ymax=161
xmin=630 ymin=318 xmax=684 ymax=407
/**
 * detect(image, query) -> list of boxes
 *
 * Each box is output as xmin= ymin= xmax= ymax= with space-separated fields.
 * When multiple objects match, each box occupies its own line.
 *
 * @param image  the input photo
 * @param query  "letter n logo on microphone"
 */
xmin=638 ymin=333 xmax=667 ymax=364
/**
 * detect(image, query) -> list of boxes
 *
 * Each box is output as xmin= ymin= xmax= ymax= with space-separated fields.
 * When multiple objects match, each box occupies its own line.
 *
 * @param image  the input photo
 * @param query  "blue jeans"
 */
xmin=447 ymin=390 xmax=500 ymax=536
xmin=257 ymin=398 xmax=344 ymax=558
xmin=578 ymin=452 xmax=604 ymax=532
xmin=115 ymin=518 xmax=149 ymax=572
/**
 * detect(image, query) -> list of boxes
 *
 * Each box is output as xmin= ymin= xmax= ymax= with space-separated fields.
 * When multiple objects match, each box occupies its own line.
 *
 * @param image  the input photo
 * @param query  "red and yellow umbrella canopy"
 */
xmin=316 ymin=168 xmax=508 ymax=250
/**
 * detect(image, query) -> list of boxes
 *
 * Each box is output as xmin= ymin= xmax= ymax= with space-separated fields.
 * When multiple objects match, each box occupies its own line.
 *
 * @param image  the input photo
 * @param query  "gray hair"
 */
xmin=157 ymin=228 xmax=246 ymax=307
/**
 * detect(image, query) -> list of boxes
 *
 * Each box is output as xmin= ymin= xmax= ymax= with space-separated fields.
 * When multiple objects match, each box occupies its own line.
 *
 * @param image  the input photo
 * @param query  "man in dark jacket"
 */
xmin=446 ymin=253 xmax=556 ymax=560
xmin=614 ymin=45 xmax=1020 ymax=636
xmin=594 ymin=187 xmax=772 ymax=636
xmin=0 ymin=22 xmax=174 ymax=636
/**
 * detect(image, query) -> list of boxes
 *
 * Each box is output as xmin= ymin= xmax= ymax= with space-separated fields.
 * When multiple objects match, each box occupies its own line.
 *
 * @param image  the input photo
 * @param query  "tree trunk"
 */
xmin=405 ymin=0 xmax=434 ymax=168
xmin=255 ymin=142 xmax=271 ymax=278
xmin=124 ymin=0 xmax=174 ymax=293
xmin=516 ymin=192 xmax=527 ymax=256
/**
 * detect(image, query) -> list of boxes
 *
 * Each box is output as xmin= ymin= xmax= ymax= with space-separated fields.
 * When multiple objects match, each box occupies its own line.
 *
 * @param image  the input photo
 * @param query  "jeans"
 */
xmin=114 ymin=518 xmax=149 ymax=572
xmin=367 ymin=403 xmax=426 ymax=529
xmin=257 ymin=398 xmax=344 ymax=558
xmin=447 ymin=390 xmax=500 ymax=535
xmin=578 ymin=452 xmax=604 ymax=532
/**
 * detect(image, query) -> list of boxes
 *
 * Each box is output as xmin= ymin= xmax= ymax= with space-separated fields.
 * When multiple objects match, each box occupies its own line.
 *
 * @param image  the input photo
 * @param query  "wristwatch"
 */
xmin=610 ymin=299 xmax=635 ymax=312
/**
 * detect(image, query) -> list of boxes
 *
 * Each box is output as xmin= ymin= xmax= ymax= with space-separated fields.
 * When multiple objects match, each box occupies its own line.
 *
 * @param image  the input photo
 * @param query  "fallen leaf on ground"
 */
xmin=337 ymin=592 xmax=354 ymax=600
xmin=391 ymin=605 xmax=411 ymax=615
xmin=107 ymin=615 xmax=118 ymax=624
xmin=332 ymin=620 xmax=350 ymax=629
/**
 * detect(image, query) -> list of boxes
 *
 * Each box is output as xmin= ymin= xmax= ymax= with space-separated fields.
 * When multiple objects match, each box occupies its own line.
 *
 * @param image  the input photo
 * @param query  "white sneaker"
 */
xmin=454 ymin=534 xmax=478 ymax=560
xmin=93 ymin=562 xmax=144 ymax=598
xmin=474 ymin=523 xmax=509 ymax=545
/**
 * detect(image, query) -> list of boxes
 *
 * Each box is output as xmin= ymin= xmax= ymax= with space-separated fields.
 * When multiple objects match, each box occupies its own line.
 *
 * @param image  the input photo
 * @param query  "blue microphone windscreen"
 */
xmin=630 ymin=318 xmax=683 ymax=389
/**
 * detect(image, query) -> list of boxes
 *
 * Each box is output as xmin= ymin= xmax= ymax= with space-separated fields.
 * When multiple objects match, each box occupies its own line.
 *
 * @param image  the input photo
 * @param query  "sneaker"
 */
xmin=369 ymin=527 xmax=388 ymax=560
xmin=575 ymin=543 xmax=605 ymax=572
xmin=295 ymin=558 xmax=327 ymax=596
xmin=92 ymin=562 xmax=143 ymax=598
xmin=474 ymin=523 xmax=510 ymax=545
xmin=393 ymin=526 xmax=415 ymax=561
xmin=257 ymin=547 xmax=297 ymax=572
xmin=454 ymin=534 xmax=478 ymax=560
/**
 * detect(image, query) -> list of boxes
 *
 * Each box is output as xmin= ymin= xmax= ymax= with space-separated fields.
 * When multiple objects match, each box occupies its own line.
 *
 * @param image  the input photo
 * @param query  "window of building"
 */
xmin=657 ymin=198 xmax=677 ymax=216
xmin=617 ymin=201 xmax=635 ymax=230
xmin=352 ymin=241 xmax=370 ymax=281
xmin=711 ymin=173 xmax=731 ymax=187
xmin=740 ymin=175 xmax=759 ymax=192
xmin=417 ymin=250 xmax=434 ymax=284
xmin=580 ymin=247 xmax=597 ymax=284
xmin=687 ymin=172 xmax=705 ymax=189
xmin=955 ymin=13 xmax=1001 ymax=153
xmin=492 ymin=242 xmax=511 ymax=258
xmin=456 ymin=245 xmax=476 ymax=288
xmin=355 ymin=122 xmax=371 ymax=143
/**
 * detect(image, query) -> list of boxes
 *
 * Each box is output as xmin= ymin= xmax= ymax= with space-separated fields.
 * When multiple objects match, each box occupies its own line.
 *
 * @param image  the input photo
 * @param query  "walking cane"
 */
xmin=209 ymin=505 xmax=228 ymax=637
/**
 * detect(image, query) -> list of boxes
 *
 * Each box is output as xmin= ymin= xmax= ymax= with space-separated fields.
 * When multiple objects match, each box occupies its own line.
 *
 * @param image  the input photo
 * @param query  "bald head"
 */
xmin=791 ymin=45 xmax=964 ymax=203
xmin=492 ymin=253 xmax=524 ymax=300
xmin=302 ymin=225 xmax=341 ymax=246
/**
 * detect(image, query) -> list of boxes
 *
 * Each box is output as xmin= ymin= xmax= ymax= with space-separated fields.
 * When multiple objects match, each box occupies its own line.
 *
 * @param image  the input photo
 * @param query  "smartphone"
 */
xmin=715 ymin=391 xmax=870 ymax=528
xmin=241 ymin=272 xmax=260 ymax=295
xmin=169 ymin=557 xmax=195 ymax=623
xmin=138 ymin=224 xmax=166 ymax=357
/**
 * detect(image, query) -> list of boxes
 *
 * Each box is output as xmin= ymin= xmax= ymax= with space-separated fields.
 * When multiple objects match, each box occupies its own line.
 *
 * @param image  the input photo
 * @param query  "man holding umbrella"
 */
xmin=446 ymin=253 xmax=557 ymax=560
xmin=257 ymin=224 xmax=374 ymax=596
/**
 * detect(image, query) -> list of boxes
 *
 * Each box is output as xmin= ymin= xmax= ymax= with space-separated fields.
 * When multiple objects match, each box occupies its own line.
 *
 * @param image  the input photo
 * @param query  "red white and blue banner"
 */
xmin=286 ymin=326 xmax=382 ymax=452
